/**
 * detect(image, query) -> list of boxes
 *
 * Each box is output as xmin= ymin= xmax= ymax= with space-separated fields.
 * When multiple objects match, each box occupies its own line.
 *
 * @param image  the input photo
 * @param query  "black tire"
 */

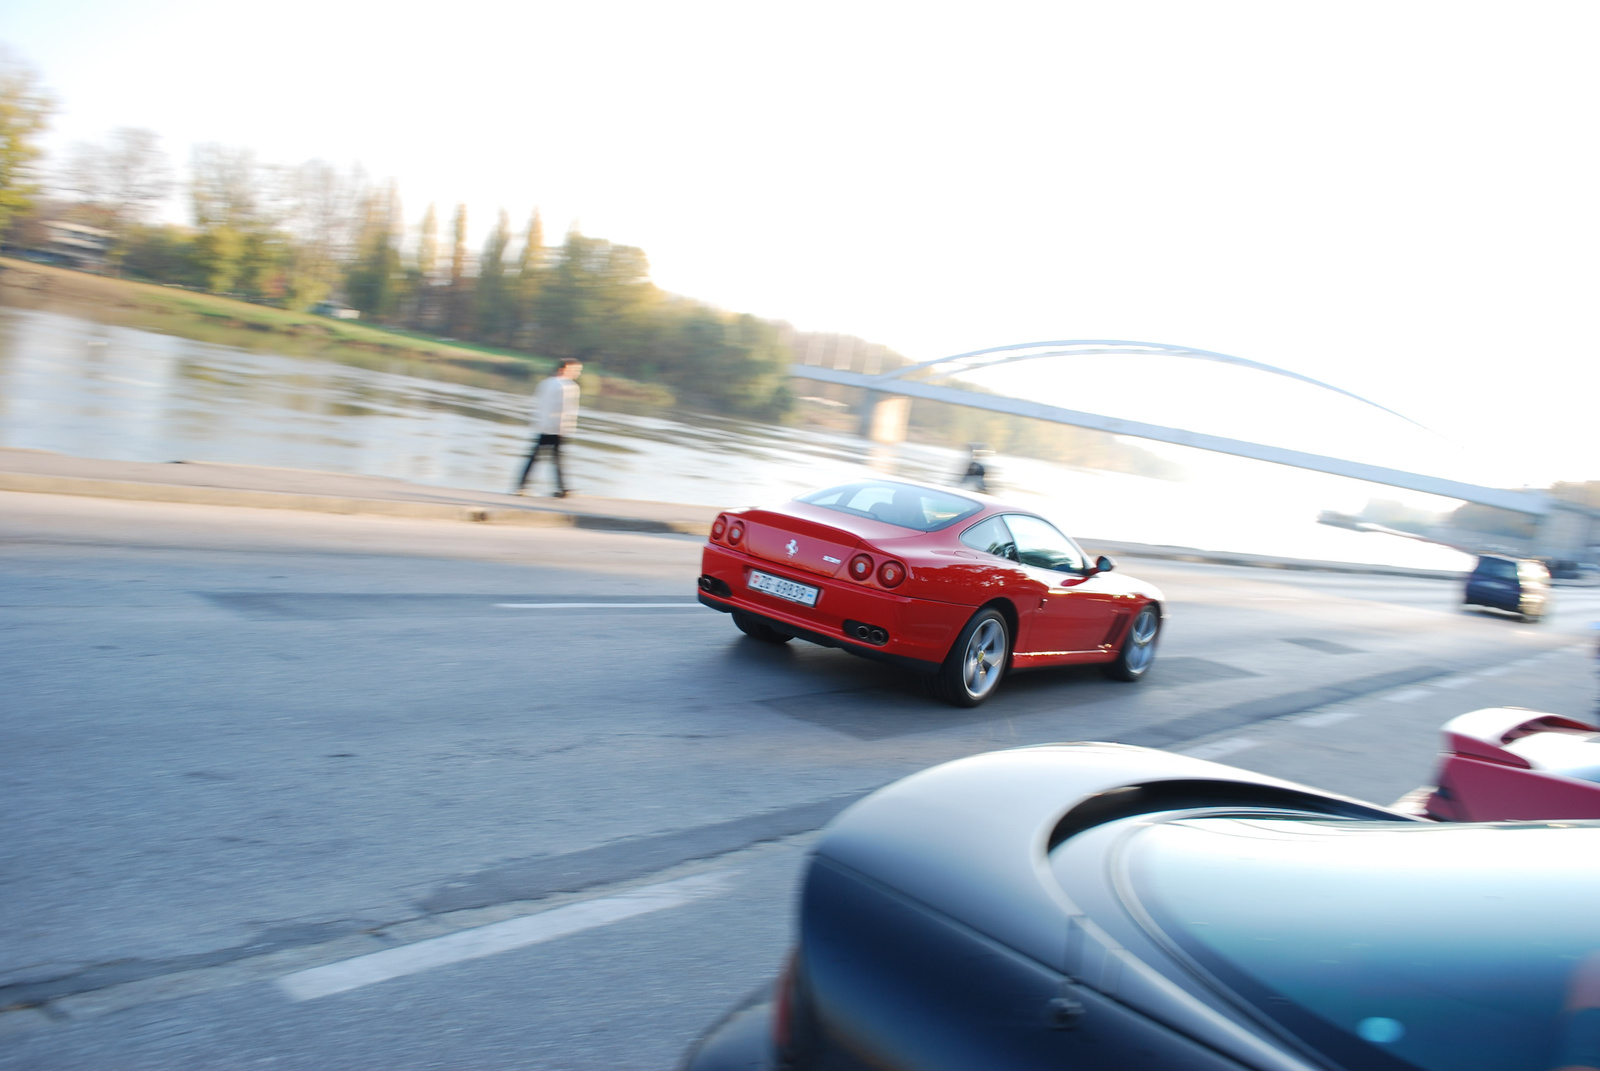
xmin=733 ymin=611 xmax=792 ymax=644
xmin=927 ymin=608 xmax=1009 ymax=708
xmin=1102 ymin=604 xmax=1160 ymax=682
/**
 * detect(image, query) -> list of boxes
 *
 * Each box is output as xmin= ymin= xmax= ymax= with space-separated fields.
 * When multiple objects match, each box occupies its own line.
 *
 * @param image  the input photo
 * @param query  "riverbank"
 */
xmin=0 ymin=258 xmax=676 ymax=409
xmin=0 ymin=447 xmax=1469 ymax=580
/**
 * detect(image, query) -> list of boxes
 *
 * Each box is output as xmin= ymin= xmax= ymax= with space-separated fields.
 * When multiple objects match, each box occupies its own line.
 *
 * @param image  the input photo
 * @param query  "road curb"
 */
xmin=0 ymin=468 xmax=1463 ymax=577
xmin=0 ymin=472 xmax=711 ymax=537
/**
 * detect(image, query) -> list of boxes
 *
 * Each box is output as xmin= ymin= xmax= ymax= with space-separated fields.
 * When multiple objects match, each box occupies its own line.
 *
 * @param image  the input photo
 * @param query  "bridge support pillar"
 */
xmin=858 ymin=392 xmax=910 ymax=444
xmin=1532 ymin=506 xmax=1597 ymax=561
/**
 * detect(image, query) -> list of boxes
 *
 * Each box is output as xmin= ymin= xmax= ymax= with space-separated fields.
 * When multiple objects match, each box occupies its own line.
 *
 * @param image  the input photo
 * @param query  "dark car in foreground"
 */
xmin=697 ymin=479 xmax=1165 ymax=706
xmin=1463 ymin=554 xmax=1551 ymax=621
xmin=684 ymin=744 xmax=1600 ymax=1071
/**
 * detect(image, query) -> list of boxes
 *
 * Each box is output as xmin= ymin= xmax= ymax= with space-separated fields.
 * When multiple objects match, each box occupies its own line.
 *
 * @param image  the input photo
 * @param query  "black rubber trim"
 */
xmin=1047 ymin=779 xmax=1418 ymax=850
xmin=697 ymin=592 xmax=939 ymax=675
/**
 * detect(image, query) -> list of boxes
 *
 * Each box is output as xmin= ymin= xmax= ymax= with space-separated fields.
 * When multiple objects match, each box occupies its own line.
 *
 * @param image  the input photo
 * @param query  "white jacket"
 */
xmin=534 ymin=375 xmax=580 ymax=436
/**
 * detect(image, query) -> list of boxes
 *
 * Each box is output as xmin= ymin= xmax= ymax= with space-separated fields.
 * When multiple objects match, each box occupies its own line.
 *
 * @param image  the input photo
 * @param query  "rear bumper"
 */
xmin=699 ymin=592 xmax=941 ymax=674
xmin=699 ymin=543 xmax=957 ymax=672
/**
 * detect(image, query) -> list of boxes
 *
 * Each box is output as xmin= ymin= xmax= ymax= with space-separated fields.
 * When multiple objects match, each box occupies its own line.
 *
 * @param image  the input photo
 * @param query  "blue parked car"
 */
xmin=1464 ymin=554 xmax=1550 ymax=621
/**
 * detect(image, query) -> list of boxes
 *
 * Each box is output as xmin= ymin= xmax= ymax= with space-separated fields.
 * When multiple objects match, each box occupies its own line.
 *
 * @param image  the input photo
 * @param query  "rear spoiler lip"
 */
xmin=1440 ymin=707 xmax=1599 ymax=769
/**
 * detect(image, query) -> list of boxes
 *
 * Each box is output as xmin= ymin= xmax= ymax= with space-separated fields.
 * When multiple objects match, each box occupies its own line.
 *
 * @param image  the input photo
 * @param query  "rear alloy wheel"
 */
xmin=930 ymin=608 xmax=1009 ymax=707
xmin=1103 ymin=605 xmax=1160 ymax=682
xmin=733 ymin=611 xmax=792 ymax=644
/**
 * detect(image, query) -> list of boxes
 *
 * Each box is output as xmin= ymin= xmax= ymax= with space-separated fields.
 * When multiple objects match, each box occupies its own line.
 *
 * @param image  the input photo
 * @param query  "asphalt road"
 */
xmin=3 ymin=491 xmax=1597 ymax=1069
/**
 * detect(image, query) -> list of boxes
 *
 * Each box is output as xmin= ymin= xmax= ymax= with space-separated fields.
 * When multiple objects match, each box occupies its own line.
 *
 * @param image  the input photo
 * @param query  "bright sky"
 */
xmin=8 ymin=0 xmax=1599 ymax=487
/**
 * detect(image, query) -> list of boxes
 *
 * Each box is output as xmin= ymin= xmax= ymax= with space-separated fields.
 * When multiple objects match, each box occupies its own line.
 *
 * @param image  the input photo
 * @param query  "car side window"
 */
xmin=1002 ymin=514 xmax=1086 ymax=572
xmin=959 ymin=516 xmax=1017 ymax=561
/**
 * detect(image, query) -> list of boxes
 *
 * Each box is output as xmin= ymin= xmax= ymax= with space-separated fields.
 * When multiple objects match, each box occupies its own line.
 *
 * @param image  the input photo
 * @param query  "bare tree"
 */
xmin=190 ymin=143 xmax=262 ymax=230
xmin=277 ymin=159 xmax=366 ymax=307
xmin=58 ymin=127 xmax=171 ymax=230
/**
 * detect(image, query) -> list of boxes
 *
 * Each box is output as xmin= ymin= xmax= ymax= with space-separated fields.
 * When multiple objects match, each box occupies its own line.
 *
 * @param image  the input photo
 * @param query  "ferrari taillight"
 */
xmin=877 ymin=560 xmax=907 ymax=588
xmin=727 ymin=522 xmax=744 ymax=546
xmin=711 ymin=516 xmax=727 ymax=541
xmin=848 ymin=553 xmax=874 ymax=581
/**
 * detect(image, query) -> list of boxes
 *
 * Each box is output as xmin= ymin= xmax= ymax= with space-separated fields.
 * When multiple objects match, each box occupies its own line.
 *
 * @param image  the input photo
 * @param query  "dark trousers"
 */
xmin=515 ymin=434 xmax=565 ymax=493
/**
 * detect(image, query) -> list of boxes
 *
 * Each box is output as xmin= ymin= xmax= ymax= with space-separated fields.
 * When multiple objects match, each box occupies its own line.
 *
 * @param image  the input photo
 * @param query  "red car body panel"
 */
xmin=1424 ymin=707 xmax=1600 ymax=821
xmin=698 ymin=492 xmax=1164 ymax=672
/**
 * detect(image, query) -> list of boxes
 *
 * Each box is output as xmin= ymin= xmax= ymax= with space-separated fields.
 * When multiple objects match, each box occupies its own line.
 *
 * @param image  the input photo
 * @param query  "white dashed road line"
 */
xmin=1385 ymin=688 xmax=1432 ymax=703
xmin=1298 ymin=709 xmax=1362 ymax=728
xmin=277 ymin=871 xmax=731 ymax=1002
xmin=1477 ymin=665 xmax=1514 ymax=677
xmin=495 ymin=602 xmax=703 ymax=609
xmin=1182 ymin=737 xmax=1260 ymax=761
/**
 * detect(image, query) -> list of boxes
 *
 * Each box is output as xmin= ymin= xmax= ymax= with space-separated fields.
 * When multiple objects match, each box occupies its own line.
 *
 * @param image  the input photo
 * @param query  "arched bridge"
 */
xmin=790 ymin=339 xmax=1552 ymax=518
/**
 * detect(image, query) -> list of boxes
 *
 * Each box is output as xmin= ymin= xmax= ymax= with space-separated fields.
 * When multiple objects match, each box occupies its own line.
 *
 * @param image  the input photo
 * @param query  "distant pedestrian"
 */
xmin=513 ymin=359 xmax=582 ymax=497
xmin=957 ymin=443 xmax=989 ymax=493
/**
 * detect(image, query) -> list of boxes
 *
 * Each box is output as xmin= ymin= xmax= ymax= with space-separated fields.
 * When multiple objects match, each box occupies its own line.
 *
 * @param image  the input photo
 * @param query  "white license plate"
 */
xmin=748 ymin=570 xmax=820 ymax=607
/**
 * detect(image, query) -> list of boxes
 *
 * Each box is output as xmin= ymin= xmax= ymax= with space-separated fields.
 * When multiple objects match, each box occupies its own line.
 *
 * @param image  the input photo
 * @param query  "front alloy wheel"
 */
xmin=1103 ymin=604 xmax=1159 ymax=681
xmin=930 ymin=608 xmax=1009 ymax=707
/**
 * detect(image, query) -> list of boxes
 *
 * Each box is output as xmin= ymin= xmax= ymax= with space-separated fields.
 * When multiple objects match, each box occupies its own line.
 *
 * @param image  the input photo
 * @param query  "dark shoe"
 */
xmin=552 ymin=490 xmax=570 ymax=498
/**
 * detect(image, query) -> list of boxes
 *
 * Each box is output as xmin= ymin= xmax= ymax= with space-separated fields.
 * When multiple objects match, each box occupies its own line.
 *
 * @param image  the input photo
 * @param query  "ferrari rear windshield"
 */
xmin=797 ymin=481 xmax=982 ymax=532
xmin=1127 ymin=817 xmax=1600 ymax=1071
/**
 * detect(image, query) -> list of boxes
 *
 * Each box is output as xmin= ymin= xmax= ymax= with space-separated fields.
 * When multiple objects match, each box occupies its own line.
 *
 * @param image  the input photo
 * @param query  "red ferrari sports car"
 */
xmin=696 ymin=478 xmax=1165 ymax=706
xmin=1421 ymin=707 xmax=1600 ymax=821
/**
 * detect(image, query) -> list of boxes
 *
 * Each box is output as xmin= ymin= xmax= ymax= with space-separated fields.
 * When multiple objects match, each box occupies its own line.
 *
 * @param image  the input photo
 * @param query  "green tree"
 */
xmin=539 ymin=229 xmax=654 ymax=365
xmin=445 ymin=203 xmax=471 ymax=336
xmin=345 ymin=182 xmax=402 ymax=319
xmin=654 ymin=307 xmax=791 ymax=417
xmin=189 ymin=144 xmax=266 ymax=295
xmin=404 ymin=202 xmax=438 ymax=328
xmin=282 ymin=159 xmax=362 ymax=311
xmin=0 ymin=54 xmax=53 ymax=239
xmin=192 ymin=224 xmax=244 ymax=292
xmin=514 ymin=208 xmax=544 ymax=346
xmin=120 ymin=222 xmax=201 ymax=286
xmin=475 ymin=209 xmax=512 ymax=343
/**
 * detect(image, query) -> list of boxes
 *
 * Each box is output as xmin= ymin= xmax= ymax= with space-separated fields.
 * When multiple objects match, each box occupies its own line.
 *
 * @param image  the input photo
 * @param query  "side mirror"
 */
xmin=1093 ymin=555 xmax=1115 ymax=575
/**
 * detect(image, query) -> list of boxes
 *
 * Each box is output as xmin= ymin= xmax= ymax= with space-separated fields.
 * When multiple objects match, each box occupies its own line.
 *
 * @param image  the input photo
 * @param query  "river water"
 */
xmin=0 ymin=306 xmax=1472 ymax=571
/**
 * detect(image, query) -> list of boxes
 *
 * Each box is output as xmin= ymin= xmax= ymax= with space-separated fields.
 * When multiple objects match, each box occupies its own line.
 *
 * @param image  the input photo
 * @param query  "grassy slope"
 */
xmin=0 ymin=257 xmax=676 ymax=407
xmin=0 ymin=256 xmax=549 ymax=374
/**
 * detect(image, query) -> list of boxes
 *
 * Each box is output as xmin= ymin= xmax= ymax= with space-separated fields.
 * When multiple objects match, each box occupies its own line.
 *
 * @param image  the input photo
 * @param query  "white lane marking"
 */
xmin=495 ymin=602 xmax=703 ymax=609
xmin=1299 ymin=709 xmax=1361 ymax=728
xmin=277 ymin=872 xmax=729 ymax=1002
xmin=1477 ymin=665 xmax=1514 ymax=677
xmin=1386 ymin=688 xmax=1432 ymax=703
xmin=1433 ymin=676 xmax=1472 ymax=689
xmin=1182 ymin=737 xmax=1260 ymax=760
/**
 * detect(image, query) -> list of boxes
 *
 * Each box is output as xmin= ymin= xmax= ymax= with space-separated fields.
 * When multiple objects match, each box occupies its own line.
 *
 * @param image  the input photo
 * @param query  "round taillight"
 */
xmin=848 ymin=554 xmax=874 ymax=581
xmin=877 ymin=560 xmax=906 ymax=588
xmin=711 ymin=516 xmax=727 ymax=541
xmin=727 ymin=522 xmax=744 ymax=545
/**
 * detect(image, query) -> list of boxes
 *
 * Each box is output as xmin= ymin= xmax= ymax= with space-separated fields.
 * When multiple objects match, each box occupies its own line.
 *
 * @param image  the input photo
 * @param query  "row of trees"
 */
xmin=0 ymin=54 xmax=792 ymax=418
xmin=118 ymin=141 xmax=791 ymax=416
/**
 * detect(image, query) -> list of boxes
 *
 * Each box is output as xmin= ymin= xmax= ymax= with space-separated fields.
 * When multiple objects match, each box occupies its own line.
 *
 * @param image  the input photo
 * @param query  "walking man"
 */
xmin=513 ymin=358 xmax=582 ymax=497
